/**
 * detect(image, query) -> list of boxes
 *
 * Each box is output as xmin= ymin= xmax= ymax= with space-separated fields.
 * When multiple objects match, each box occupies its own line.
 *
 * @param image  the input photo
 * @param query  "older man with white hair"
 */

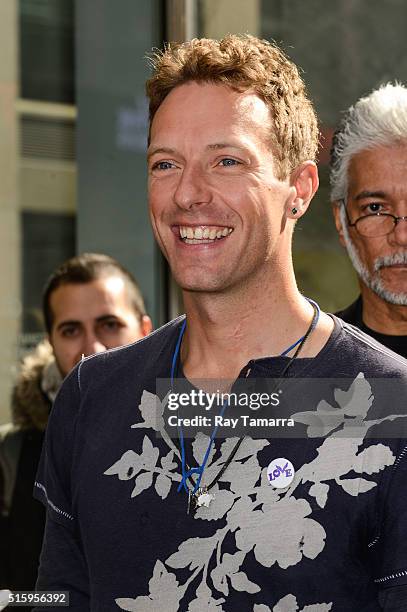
xmin=331 ymin=83 xmax=407 ymax=358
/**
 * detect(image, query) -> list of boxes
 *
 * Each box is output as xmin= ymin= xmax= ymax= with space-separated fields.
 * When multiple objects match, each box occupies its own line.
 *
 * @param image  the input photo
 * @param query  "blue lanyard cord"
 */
xmin=171 ymin=318 xmax=186 ymax=386
xmin=280 ymin=299 xmax=320 ymax=356
xmin=171 ymin=320 xmax=213 ymax=494
xmin=177 ymin=399 xmax=229 ymax=494
xmin=172 ymin=300 xmax=320 ymax=495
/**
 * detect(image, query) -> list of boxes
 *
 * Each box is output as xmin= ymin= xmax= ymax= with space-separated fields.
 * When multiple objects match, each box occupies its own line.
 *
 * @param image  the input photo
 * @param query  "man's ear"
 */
xmin=286 ymin=161 xmax=319 ymax=219
xmin=140 ymin=315 xmax=153 ymax=337
xmin=332 ymin=201 xmax=347 ymax=247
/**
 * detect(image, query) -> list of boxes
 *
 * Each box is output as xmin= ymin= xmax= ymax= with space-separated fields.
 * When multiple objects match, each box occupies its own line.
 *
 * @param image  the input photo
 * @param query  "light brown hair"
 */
xmin=146 ymin=34 xmax=319 ymax=179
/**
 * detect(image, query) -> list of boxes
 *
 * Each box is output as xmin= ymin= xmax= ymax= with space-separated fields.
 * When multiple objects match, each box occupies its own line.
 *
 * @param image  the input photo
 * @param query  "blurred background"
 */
xmin=1 ymin=0 xmax=407 ymax=422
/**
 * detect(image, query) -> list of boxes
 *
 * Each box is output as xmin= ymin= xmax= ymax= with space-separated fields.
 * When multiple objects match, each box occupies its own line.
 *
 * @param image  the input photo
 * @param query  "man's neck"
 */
xmin=180 ymin=272 xmax=333 ymax=380
xmin=360 ymin=284 xmax=407 ymax=335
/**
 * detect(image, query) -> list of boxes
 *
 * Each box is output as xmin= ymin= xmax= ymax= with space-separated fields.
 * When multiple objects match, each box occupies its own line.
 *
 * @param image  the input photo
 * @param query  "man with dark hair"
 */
xmin=42 ymin=252 xmax=152 ymax=377
xmin=331 ymin=83 xmax=407 ymax=358
xmin=34 ymin=36 xmax=407 ymax=610
xmin=0 ymin=253 xmax=151 ymax=600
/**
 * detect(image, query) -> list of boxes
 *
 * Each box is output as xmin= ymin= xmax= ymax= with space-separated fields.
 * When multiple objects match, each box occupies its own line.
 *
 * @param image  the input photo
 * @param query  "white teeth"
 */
xmin=179 ymin=225 xmax=234 ymax=242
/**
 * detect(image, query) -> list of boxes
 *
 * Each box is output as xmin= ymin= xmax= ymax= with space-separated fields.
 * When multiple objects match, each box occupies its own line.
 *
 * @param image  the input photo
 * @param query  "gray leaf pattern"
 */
xmin=109 ymin=375 xmax=395 ymax=609
xmin=353 ymin=443 xmax=395 ymax=474
xmin=226 ymin=496 xmax=255 ymax=532
xmin=219 ymin=454 xmax=261 ymax=494
xmin=219 ymin=437 xmax=269 ymax=462
xmin=154 ymin=473 xmax=172 ymax=499
xmin=193 ymin=432 xmax=216 ymax=466
xmin=211 ymin=551 xmax=260 ymax=596
xmin=115 ymin=560 xmax=182 ymax=611
xmin=333 ymin=372 xmax=373 ymax=418
xmin=235 ymin=497 xmax=326 ymax=569
xmin=253 ymin=595 xmax=332 ymax=612
xmin=302 ymin=605 xmax=332 ymax=611
xmin=188 ymin=582 xmax=225 ymax=611
xmin=140 ymin=436 xmax=159 ymax=470
xmin=308 ymin=483 xmax=329 ymax=508
xmin=230 ymin=571 xmax=260 ymax=593
xmin=292 ymin=373 xmax=407 ymax=439
xmin=336 ymin=477 xmax=376 ymax=496
xmin=167 ymin=534 xmax=219 ymax=570
xmin=105 ymin=435 xmax=180 ymax=501
xmin=131 ymin=390 xmax=166 ymax=432
xmin=161 ymin=450 xmax=177 ymax=471
xmin=104 ymin=450 xmax=142 ymax=480
xmin=131 ymin=471 xmax=153 ymax=498
xmin=273 ymin=594 xmax=298 ymax=612
xmin=194 ymin=487 xmax=235 ymax=521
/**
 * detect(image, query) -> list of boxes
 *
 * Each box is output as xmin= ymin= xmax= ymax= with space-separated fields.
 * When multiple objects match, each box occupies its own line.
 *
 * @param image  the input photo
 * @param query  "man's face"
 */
xmin=49 ymin=276 xmax=152 ymax=377
xmin=148 ymin=81 xmax=295 ymax=294
xmin=333 ymin=144 xmax=407 ymax=305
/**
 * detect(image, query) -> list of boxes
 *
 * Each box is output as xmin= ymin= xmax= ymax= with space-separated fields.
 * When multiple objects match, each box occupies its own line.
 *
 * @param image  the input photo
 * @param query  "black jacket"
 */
xmin=0 ymin=341 xmax=59 ymax=595
xmin=336 ymin=296 xmax=407 ymax=359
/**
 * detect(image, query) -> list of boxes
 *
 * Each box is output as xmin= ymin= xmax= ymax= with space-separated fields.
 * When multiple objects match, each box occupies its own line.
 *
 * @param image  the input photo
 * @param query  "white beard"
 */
xmin=339 ymin=205 xmax=407 ymax=306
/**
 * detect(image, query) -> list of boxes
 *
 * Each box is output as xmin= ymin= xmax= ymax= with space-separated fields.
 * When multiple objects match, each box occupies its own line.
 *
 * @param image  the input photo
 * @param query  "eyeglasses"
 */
xmin=340 ymin=200 xmax=407 ymax=237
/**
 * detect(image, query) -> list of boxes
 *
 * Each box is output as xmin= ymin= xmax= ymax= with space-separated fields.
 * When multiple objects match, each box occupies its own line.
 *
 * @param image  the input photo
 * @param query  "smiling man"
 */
xmin=34 ymin=37 xmax=407 ymax=611
xmin=331 ymin=84 xmax=407 ymax=358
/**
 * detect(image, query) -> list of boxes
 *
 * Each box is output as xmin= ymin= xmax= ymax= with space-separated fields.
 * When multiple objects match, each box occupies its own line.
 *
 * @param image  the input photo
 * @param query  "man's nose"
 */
xmin=389 ymin=216 xmax=407 ymax=246
xmin=174 ymin=165 xmax=212 ymax=210
xmin=81 ymin=333 xmax=106 ymax=357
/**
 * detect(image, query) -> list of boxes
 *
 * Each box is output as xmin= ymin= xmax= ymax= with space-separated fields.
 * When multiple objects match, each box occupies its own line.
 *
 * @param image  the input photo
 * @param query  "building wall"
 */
xmin=0 ymin=0 xmax=20 ymax=423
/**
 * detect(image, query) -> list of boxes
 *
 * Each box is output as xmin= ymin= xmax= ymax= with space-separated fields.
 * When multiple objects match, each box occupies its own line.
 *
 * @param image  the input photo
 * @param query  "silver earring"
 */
xmin=291 ymin=207 xmax=298 ymax=215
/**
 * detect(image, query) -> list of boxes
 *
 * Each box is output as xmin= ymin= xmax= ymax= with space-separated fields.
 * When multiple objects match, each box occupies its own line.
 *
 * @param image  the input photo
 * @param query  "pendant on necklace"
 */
xmin=188 ymin=487 xmax=215 ymax=515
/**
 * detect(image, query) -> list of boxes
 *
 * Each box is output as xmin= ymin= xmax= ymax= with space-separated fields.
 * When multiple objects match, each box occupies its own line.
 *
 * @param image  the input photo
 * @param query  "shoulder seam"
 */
xmin=342 ymin=324 xmax=407 ymax=367
xmin=78 ymin=360 xmax=83 ymax=394
xmin=78 ymin=315 xmax=186 ymax=368
xmin=34 ymin=481 xmax=74 ymax=521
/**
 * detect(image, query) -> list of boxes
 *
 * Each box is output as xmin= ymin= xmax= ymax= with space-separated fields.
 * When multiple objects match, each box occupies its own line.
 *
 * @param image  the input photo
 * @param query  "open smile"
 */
xmin=177 ymin=225 xmax=234 ymax=245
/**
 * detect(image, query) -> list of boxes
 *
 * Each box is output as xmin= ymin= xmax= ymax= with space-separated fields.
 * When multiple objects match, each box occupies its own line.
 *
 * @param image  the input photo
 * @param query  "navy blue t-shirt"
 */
xmin=34 ymin=316 xmax=407 ymax=611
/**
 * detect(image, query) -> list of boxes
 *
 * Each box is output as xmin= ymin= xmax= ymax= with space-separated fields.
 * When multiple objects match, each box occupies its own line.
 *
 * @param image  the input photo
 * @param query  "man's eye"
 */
xmin=152 ymin=161 xmax=176 ymax=171
xmin=218 ymin=158 xmax=239 ymax=167
xmin=102 ymin=320 xmax=121 ymax=331
xmin=365 ymin=203 xmax=383 ymax=213
xmin=61 ymin=327 xmax=78 ymax=338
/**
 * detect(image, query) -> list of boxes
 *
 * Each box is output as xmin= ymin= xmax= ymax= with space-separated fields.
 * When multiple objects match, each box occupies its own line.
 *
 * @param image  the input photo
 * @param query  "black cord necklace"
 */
xmin=171 ymin=300 xmax=320 ymax=514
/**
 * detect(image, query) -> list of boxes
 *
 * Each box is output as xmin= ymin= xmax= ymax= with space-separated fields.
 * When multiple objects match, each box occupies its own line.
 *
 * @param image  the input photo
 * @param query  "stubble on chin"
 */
xmin=340 ymin=206 xmax=407 ymax=306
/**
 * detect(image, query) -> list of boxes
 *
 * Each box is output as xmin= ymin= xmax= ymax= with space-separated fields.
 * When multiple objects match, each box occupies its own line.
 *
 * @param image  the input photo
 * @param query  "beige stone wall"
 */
xmin=0 ymin=0 xmax=20 ymax=423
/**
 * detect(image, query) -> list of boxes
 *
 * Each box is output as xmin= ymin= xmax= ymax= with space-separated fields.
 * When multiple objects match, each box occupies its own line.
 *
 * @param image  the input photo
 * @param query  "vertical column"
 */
xmin=166 ymin=0 xmax=198 ymax=41
xmin=75 ymin=0 xmax=164 ymax=325
xmin=200 ymin=0 xmax=260 ymax=38
xmin=0 ymin=0 xmax=20 ymax=423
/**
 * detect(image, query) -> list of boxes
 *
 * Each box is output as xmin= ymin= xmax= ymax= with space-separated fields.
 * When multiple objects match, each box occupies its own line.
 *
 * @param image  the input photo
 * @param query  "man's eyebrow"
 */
xmin=354 ymin=190 xmax=387 ymax=201
xmin=95 ymin=315 xmax=121 ymax=323
xmin=56 ymin=320 xmax=80 ymax=331
xmin=56 ymin=315 xmax=121 ymax=331
xmin=206 ymin=142 xmax=248 ymax=152
xmin=147 ymin=146 xmax=176 ymax=160
xmin=147 ymin=143 xmax=249 ymax=159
